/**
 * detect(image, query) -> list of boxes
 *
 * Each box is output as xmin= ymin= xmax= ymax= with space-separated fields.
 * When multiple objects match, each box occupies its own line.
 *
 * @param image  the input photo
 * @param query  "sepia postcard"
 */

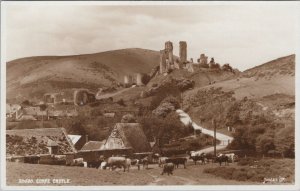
xmin=1 ymin=1 xmax=300 ymax=191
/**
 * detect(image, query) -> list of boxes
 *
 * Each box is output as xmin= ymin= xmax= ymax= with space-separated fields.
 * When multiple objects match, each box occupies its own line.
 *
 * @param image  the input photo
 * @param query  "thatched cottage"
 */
xmin=101 ymin=123 xmax=151 ymax=153
xmin=6 ymin=128 xmax=76 ymax=157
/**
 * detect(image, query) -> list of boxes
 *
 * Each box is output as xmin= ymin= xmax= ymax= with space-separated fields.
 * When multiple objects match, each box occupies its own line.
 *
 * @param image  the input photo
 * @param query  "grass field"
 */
xmin=7 ymin=160 xmax=261 ymax=186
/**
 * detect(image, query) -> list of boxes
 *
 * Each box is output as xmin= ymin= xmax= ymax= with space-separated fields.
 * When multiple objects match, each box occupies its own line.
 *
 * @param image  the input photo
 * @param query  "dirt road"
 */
xmin=95 ymin=87 xmax=133 ymax=100
xmin=176 ymin=109 xmax=233 ymax=154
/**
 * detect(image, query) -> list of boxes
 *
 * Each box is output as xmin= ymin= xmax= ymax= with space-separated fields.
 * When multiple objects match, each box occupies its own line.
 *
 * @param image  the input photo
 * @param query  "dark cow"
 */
xmin=190 ymin=153 xmax=206 ymax=165
xmin=161 ymin=163 xmax=175 ymax=175
xmin=205 ymin=153 xmax=215 ymax=163
xmin=215 ymin=154 xmax=229 ymax=166
xmin=165 ymin=157 xmax=187 ymax=169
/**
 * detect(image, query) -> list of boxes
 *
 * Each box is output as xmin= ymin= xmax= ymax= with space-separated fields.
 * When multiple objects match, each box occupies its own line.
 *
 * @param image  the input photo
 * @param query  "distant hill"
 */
xmin=7 ymin=48 xmax=160 ymax=102
xmin=185 ymin=54 xmax=295 ymax=101
xmin=243 ymin=54 xmax=295 ymax=78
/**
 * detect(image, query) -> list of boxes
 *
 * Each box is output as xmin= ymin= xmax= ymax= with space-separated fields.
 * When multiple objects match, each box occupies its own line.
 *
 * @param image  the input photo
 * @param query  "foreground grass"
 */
xmin=204 ymin=158 xmax=295 ymax=184
xmin=7 ymin=161 xmax=255 ymax=186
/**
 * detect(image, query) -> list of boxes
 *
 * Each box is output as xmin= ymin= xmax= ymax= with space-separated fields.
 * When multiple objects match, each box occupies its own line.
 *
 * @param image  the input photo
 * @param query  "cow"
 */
xmin=158 ymin=157 xmax=168 ymax=167
xmin=107 ymin=157 xmax=131 ymax=172
xmin=189 ymin=152 xmax=206 ymax=165
xmin=224 ymin=153 xmax=237 ymax=163
xmin=205 ymin=153 xmax=215 ymax=163
xmin=131 ymin=159 xmax=141 ymax=170
xmin=161 ymin=163 xmax=175 ymax=175
xmin=215 ymin=154 xmax=229 ymax=166
xmin=72 ymin=158 xmax=84 ymax=166
xmin=139 ymin=157 xmax=149 ymax=169
xmin=165 ymin=157 xmax=187 ymax=169
xmin=99 ymin=161 xmax=107 ymax=170
xmin=152 ymin=153 xmax=160 ymax=163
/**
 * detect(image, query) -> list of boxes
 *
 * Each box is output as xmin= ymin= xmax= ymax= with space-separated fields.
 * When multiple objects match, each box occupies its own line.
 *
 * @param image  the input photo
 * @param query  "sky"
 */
xmin=4 ymin=2 xmax=299 ymax=71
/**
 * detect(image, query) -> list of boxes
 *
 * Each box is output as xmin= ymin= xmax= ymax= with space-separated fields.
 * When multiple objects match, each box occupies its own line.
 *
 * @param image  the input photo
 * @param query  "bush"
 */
xmin=117 ymin=99 xmax=126 ymax=106
xmin=204 ymin=167 xmax=235 ymax=180
xmin=141 ymin=74 xmax=151 ymax=85
xmin=163 ymin=96 xmax=180 ymax=109
xmin=232 ymin=170 xmax=248 ymax=181
xmin=249 ymin=174 xmax=264 ymax=182
xmin=91 ymin=108 xmax=103 ymax=117
xmin=149 ymin=84 xmax=181 ymax=110
xmin=237 ymin=157 xmax=256 ymax=166
xmin=121 ymin=114 xmax=136 ymax=123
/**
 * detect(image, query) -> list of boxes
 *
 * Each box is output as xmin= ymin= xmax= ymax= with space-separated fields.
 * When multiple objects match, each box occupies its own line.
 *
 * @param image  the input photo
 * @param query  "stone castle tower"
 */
xmin=136 ymin=73 xmax=143 ymax=86
xmin=165 ymin=41 xmax=174 ymax=66
xmin=179 ymin=41 xmax=187 ymax=64
xmin=199 ymin=54 xmax=208 ymax=65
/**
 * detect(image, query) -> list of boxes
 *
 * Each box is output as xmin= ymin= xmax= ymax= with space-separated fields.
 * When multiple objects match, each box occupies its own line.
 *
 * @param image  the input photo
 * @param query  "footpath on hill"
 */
xmin=176 ymin=109 xmax=233 ymax=155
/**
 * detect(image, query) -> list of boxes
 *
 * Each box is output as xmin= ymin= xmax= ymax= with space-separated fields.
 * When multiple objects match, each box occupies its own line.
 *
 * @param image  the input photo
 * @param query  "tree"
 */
xmin=141 ymin=74 xmax=151 ymax=85
xmin=21 ymin=100 xmax=31 ymax=107
xmin=39 ymin=104 xmax=48 ymax=111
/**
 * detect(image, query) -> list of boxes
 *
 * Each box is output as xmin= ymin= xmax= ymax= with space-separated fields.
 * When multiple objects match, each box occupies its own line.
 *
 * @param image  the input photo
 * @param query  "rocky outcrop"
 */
xmin=141 ymin=77 xmax=195 ymax=98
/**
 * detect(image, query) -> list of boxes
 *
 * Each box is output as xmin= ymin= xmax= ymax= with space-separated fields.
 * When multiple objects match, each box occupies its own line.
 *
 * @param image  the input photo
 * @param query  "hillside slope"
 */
xmin=185 ymin=54 xmax=295 ymax=101
xmin=7 ymin=48 xmax=160 ymax=102
xmin=183 ymin=54 xmax=295 ymax=156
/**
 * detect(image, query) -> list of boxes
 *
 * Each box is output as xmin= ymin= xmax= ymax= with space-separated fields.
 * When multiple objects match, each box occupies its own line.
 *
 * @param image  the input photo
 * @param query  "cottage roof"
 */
xmin=6 ymin=104 xmax=21 ymax=114
xmin=47 ymin=139 xmax=58 ymax=147
xmin=81 ymin=140 xmax=106 ymax=151
xmin=6 ymin=128 xmax=76 ymax=156
xmin=101 ymin=123 xmax=151 ymax=153
xmin=68 ymin=135 xmax=82 ymax=145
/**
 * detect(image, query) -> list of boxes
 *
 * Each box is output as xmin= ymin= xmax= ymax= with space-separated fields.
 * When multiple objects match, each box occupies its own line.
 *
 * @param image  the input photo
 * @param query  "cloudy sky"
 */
xmin=4 ymin=2 xmax=299 ymax=71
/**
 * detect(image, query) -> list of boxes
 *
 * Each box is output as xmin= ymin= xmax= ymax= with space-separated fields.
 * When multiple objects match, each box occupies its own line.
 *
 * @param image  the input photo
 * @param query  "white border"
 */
xmin=1 ymin=1 xmax=300 ymax=191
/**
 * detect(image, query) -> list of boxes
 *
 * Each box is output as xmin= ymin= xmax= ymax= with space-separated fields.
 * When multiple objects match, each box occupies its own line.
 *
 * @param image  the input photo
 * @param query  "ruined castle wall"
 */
xmin=179 ymin=41 xmax=187 ymax=63
xmin=136 ymin=73 xmax=143 ymax=86
xmin=165 ymin=41 xmax=174 ymax=66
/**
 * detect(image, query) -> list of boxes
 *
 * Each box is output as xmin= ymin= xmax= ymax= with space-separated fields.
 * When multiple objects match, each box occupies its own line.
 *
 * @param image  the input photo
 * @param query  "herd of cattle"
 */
xmin=69 ymin=151 xmax=239 ymax=175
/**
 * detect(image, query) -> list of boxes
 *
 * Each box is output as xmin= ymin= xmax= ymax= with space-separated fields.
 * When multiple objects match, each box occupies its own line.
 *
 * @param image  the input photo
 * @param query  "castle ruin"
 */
xmin=159 ymin=41 xmax=222 ymax=74
xmin=159 ymin=41 xmax=175 ymax=74
xmin=124 ymin=73 xmax=143 ymax=86
xmin=179 ymin=41 xmax=187 ymax=66
xmin=165 ymin=41 xmax=174 ymax=66
xmin=199 ymin=54 xmax=208 ymax=65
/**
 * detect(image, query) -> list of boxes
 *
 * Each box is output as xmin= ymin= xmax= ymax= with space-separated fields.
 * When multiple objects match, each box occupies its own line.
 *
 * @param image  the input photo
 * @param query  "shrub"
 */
xmin=204 ymin=167 xmax=235 ymax=180
xmin=117 ymin=99 xmax=126 ymax=106
xmin=232 ymin=170 xmax=248 ymax=181
xmin=121 ymin=114 xmax=136 ymax=123
xmin=237 ymin=157 xmax=256 ymax=166
xmin=249 ymin=174 xmax=264 ymax=182
xmin=91 ymin=108 xmax=103 ymax=117
xmin=163 ymin=96 xmax=180 ymax=109
xmin=141 ymin=74 xmax=151 ymax=85
xmin=246 ymin=169 xmax=256 ymax=179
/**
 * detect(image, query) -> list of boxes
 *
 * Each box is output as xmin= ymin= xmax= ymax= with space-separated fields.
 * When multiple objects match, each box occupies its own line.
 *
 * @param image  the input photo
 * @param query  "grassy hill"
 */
xmin=183 ymin=54 xmax=295 ymax=157
xmin=185 ymin=54 xmax=295 ymax=101
xmin=7 ymin=48 xmax=160 ymax=102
